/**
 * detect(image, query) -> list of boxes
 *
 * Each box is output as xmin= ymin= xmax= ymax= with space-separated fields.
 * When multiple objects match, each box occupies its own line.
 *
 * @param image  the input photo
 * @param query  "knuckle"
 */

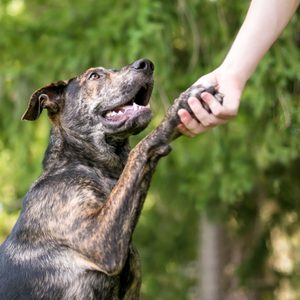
xmin=185 ymin=121 xmax=199 ymax=131
xmin=227 ymin=107 xmax=238 ymax=117
xmin=211 ymin=105 xmax=223 ymax=117
xmin=201 ymin=119 xmax=213 ymax=128
xmin=192 ymin=130 xmax=199 ymax=136
xmin=220 ymin=104 xmax=238 ymax=118
xmin=191 ymin=127 xmax=203 ymax=135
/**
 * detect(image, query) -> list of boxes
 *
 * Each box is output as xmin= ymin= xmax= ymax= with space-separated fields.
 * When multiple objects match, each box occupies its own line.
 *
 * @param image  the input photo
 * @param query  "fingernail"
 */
xmin=178 ymin=109 xmax=184 ymax=116
xmin=201 ymin=92 xmax=210 ymax=102
xmin=177 ymin=110 xmax=186 ymax=121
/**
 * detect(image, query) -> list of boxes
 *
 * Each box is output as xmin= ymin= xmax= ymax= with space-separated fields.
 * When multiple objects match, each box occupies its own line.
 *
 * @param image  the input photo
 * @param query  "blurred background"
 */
xmin=0 ymin=0 xmax=300 ymax=299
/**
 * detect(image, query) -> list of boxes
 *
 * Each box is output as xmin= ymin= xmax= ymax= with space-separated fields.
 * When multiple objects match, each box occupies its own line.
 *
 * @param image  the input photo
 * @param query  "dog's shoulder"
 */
xmin=12 ymin=165 xmax=111 ymax=243
xmin=26 ymin=165 xmax=110 ymax=205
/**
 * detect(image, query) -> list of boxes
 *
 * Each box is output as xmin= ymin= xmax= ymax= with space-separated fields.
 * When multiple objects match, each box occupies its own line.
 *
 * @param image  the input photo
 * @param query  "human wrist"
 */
xmin=214 ymin=63 xmax=248 ymax=92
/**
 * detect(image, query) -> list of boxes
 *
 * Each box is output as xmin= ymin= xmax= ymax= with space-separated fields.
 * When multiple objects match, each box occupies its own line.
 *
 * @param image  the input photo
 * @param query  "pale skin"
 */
xmin=178 ymin=0 xmax=300 ymax=137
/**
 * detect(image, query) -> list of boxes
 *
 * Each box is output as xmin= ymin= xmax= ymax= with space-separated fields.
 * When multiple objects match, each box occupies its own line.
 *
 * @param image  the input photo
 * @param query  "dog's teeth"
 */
xmin=106 ymin=111 xmax=117 ymax=117
xmin=133 ymin=102 xmax=143 ymax=110
xmin=106 ymin=102 xmax=147 ymax=118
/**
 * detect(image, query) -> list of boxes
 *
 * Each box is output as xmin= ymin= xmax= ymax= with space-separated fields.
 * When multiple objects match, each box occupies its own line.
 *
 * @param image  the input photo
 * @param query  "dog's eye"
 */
xmin=88 ymin=72 xmax=102 ymax=80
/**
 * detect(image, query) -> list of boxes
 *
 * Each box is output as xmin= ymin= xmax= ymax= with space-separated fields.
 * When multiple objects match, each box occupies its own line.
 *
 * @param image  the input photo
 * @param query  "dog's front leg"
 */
xmin=79 ymin=85 xmax=222 ymax=276
xmin=90 ymin=87 xmax=214 ymax=274
xmin=86 ymin=142 xmax=170 ymax=276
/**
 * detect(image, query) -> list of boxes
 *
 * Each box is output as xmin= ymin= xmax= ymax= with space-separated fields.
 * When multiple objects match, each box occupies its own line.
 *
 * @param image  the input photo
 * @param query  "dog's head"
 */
xmin=22 ymin=59 xmax=154 ymax=138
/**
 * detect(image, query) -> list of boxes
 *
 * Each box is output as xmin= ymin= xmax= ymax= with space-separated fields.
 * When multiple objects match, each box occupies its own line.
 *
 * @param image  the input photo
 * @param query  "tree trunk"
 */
xmin=198 ymin=212 xmax=224 ymax=300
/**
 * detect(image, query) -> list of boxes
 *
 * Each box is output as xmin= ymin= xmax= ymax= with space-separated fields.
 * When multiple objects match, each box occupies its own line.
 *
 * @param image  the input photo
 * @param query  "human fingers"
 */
xmin=187 ymin=97 xmax=226 ymax=128
xmin=177 ymin=109 xmax=207 ymax=136
xmin=176 ymin=123 xmax=196 ymax=137
xmin=201 ymin=92 xmax=238 ymax=120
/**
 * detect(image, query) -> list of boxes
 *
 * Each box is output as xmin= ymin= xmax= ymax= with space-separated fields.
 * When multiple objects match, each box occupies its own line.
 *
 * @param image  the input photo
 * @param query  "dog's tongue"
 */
xmin=104 ymin=103 xmax=145 ymax=121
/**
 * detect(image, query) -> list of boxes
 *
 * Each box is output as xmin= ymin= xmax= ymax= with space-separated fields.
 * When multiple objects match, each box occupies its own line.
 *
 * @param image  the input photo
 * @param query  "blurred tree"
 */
xmin=0 ymin=0 xmax=300 ymax=299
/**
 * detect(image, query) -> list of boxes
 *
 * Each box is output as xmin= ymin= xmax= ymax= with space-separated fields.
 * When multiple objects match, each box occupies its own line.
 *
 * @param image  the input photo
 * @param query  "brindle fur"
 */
xmin=0 ymin=59 xmax=221 ymax=300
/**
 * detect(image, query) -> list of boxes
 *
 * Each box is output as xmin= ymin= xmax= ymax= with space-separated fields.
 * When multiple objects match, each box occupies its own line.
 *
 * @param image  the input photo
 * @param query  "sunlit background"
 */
xmin=1 ymin=1 xmax=300 ymax=299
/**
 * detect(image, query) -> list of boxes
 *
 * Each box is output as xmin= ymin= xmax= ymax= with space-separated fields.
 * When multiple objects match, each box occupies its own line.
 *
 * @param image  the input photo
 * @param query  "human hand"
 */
xmin=177 ymin=68 xmax=245 ymax=137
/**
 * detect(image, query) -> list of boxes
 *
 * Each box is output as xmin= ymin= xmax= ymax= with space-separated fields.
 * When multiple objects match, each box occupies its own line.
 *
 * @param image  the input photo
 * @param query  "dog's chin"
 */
xmin=104 ymin=108 xmax=152 ymax=137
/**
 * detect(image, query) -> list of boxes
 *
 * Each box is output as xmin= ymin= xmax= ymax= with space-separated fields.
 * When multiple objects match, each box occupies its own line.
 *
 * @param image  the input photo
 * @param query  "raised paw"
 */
xmin=182 ymin=85 xmax=224 ymax=114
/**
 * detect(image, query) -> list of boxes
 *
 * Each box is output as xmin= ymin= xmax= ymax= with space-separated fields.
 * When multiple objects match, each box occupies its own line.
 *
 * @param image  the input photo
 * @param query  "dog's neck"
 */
xmin=42 ymin=127 xmax=130 ymax=177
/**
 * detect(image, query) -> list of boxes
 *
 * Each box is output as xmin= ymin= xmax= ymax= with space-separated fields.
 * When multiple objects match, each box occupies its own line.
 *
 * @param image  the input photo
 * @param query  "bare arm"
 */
xmin=178 ymin=0 xmax=299 ymax=136
xmin=222 ymin=0 xmax=299 ymax=84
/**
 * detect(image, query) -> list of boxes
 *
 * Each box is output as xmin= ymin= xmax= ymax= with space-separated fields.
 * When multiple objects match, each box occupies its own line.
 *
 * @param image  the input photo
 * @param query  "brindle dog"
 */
xmin=0 ymin=59 xmax=222 ymax=300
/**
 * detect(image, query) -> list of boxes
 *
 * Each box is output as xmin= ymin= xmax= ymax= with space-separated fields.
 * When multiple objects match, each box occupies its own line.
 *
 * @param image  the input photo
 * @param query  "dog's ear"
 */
xmin=22 ymin=80 xmax=68 ymax=121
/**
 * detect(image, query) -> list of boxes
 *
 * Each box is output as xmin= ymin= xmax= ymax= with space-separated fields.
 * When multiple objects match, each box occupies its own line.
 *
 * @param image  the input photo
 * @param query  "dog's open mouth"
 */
xmin=103 ymin=84 xmax=152 ymax=123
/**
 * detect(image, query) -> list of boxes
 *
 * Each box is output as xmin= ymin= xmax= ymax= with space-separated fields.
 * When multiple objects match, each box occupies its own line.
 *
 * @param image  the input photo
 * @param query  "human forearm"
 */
xmin=178 ymin=0 xmax=299 ymax=136
xmin=219 ymin=0 xmax=299 ymax=87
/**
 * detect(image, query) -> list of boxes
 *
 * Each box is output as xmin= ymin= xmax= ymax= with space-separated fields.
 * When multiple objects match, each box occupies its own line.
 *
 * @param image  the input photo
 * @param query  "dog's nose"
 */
xmin=131 ymin=59 xmax=154 ymax=73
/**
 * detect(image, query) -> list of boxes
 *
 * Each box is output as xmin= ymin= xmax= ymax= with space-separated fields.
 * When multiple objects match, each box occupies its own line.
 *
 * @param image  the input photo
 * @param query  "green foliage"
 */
xmin=1 ymin=0 xmax=300 ymax=298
